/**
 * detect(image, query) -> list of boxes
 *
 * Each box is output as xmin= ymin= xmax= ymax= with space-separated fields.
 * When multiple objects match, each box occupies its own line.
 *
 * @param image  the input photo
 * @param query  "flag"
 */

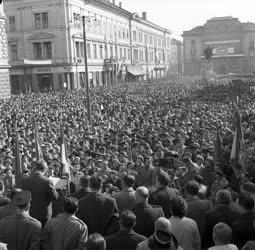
xmin=60 ymin=125 xmax=71 ymax=180
xmin=230 ymin=109 xmax=245 ymax=168
xmin=31 ymin=118 xmax=44 ymax=163
xmin=215 ymin=125 xmax=223 ymax=163
xmin=14 ymin=119 xmax=22 ymax=188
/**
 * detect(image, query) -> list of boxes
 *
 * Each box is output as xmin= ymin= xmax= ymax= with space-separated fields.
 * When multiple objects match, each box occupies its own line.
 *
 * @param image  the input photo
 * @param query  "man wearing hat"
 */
xmin=137 ymin=217 xmax=183 ymax=250
xmin=0 ymin=190 xmax=41 ymax=250
xmin=22 ymin=160 xmax=58 ymax=228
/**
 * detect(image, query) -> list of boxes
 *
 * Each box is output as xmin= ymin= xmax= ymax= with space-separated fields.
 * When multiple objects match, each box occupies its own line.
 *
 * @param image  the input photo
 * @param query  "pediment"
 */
xmin=28 ymin=32 xmax=55 ymax=40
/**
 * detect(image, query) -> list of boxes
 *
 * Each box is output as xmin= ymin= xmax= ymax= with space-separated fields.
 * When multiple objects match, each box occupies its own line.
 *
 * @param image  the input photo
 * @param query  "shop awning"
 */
xmin=127 ymin=65 xmax=146 ymax=76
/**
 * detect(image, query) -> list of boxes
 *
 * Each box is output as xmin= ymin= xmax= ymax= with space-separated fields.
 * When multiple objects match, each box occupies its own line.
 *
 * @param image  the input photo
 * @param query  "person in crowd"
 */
xmin=0 ymin=190 xmax=41 ymax=250
xmin=113 ymin=174 xmax=136 ymax=212
xmin=71 ymin=175 xmax=91 ymax=200
xmin=135 ymin=155 xmax=157 ymax=187
xmin=208 ymin=223 xmax=238 ymax=250
xmin=241 ymin=182 xmax=255 ymax=204
xmin=149 ymin=171 xmax=179 ymax=218
xmin=0 ymin=189 xmax=21 ymax=221
xmin=169 ymin=195 xmax=201 ymax=250
xmin=22 ymin=160 xmax=59 ymax=228
xmin=231 ymin=194 xmax=255 ymax=248
xmin=132 ymin=186 xmax=164 ymax=237
xmin=85 ymin=233 xmax=106 ymax=250
xmin=42 ymin=197 xmax=88 ymax=250
xmin=242 ymin=241 xmax=255 ymax=250
xmin=0 ymin=182 xmax=10 ymax=207
xmin=78 ymin=175 xmax=119 ymax=236
xmin=105 ymin=210 xmax=147 ymax=250
xmin=203 ymin=190 xmax=240 ymax=248
xmin=2 ymin=168 xmax=15 ymax=197
xmin=137 ymin=217 xmax=183 ymax=250
xmin=185 ymin=181 xmax=211 ymax=237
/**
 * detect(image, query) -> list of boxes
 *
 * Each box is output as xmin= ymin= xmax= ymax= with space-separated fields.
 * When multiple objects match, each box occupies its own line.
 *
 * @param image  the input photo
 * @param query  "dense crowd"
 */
xmin=0 ymin=77 xmax=254 ymax=250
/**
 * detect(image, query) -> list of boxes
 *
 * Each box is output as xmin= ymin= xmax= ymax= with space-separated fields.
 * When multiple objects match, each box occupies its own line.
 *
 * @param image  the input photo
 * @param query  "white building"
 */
xmin=4 ymin=0 xmax=171 ymax=93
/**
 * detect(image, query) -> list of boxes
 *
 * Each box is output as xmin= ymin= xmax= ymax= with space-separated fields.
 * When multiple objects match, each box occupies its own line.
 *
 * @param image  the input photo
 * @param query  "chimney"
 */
xmin=119 ymin=2 xmax=122 ymax=8
xmin=142 ymin=12 xmax=147 ymax=20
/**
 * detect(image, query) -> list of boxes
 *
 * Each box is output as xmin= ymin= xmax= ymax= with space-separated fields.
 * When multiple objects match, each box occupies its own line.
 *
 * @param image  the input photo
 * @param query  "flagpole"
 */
xmin=14 ymin=118 xmax=22 ymax=188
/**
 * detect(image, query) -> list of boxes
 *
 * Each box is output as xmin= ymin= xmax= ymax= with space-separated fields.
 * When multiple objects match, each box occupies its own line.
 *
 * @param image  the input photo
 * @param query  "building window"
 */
xmin=93 ymin=44 xmax=97 ymax=58
xmin=10 ymin=44 xmax=18 ymax=61
xmin=123 ymin=48 xmax=126 ymax=60
xmin=249 ymin=35 xmax=255 ymax=56
xmin=133 ymin=31 xmax=137 ymax=41
xmin=139 ymin=50 xmax=144 ymax=61
xmin=9 ymin=16 xmax=16 ymax=32
xmin=99 ymin=45 xmax=103 ymax=59
xmin=43 ymin=42 xmax=52 ymax=59
xmin=33 ymin=42 xmax=42 ymax=59
xmin=149 ymin=35 xmax=153 ymax=45
xmin=139 ymin=32 xmax=143 ymax=43
xmin=191 ymin=40 xmax=196 ymax=57
xmin=105 ymin=44 xmax=108 ymax=58
xmin=127 ymin=49 xmax=130 ymax=60
xmin=80 ymin=42 xmax=84 ymax=58
xmin=154 ymin=37 xmax=157 ymax=47
xmin=75 ymin=42 xmax=80 ymax=57
xmin=115 ymin=46 xmax=118 ymax=58
xmin=34 ymin=12 xmax=48 ymax=29
xmin=126 ymin=29 xmax=129 ymax=40
xmin=87 ymin=43 xmax=91 ymax=58
xmin=158 ymin=38 xmax=162 ymax=48
xmin=110 ymin=46 xmax=113 ymax=58
xmin=145 ymin=34 xmax=148 ymax=45
xmin=134 ymin=49 xmax=139 ymax=62
xmin=33 ymin=42 xmax=52 ymax=59
xmin=150 ymin=51 xmax=154 ymax=61
xmin=119 ymin=47 xmax=122 ymax=59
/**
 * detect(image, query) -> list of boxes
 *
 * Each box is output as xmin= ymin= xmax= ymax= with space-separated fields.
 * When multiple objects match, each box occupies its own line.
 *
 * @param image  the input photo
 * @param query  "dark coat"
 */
xmin=149 ymin=186 xmax=179 ymax=218
xmin=105 ymin=229 xmax=147 ymax=250
xmin=231 ymin=211 xmax=255 ymax=249
xmin=22 ymin=173 xmax=59 ymax=222
xmin=186 ymin=196 xmax=211 ymax=237
xmin=113 ymin=188 xmax=136 ymax=212
xmin=78 ymin=192 xmax=119 ymax=236
xmin=202 ymin=205 xmax=240 ymax=248
xmin=132 ymin=203 xmax=164 ymax=238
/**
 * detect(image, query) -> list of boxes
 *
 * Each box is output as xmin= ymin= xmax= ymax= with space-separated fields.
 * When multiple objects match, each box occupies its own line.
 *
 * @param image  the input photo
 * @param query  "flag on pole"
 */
xmin=31 ymin=118 xmax=44 ymax=163
xmin=215 ymin=124 xmax=223 ymax=163
xmin=60 ymin=125 xmax=71 ymax=180
xmin=14 ymin=119 xmax=22 ymax=188
xmin=230 ymin=109 xmax=245 ymax=168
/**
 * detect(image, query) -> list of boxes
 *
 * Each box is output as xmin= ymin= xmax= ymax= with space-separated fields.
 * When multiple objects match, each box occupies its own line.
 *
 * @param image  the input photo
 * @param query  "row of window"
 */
xmin=75 ymin=41 xmax=131 ymax=60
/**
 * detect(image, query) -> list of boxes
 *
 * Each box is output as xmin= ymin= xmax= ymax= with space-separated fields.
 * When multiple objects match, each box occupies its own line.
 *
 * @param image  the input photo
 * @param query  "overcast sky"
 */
xmin=122 ymin=0 xmax=255 ymax=40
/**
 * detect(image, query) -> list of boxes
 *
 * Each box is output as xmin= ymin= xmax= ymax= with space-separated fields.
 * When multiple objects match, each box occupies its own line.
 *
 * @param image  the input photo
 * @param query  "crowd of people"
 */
xmin=0 ymin=76 xmax=254 ymax=250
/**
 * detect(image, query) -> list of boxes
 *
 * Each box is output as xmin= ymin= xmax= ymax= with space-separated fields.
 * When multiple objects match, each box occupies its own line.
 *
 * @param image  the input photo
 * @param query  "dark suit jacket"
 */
xmin=78 ymin=192 xmax=119 ymax=236
xmin=202 ymin=205 xmax=240 ymax=248
xmin=22 ymin=173 xmax=58 ymax=221
xmin=186 ymin=196 xmax=211 ymax=237
xmin=105 ymin=229 xmax=147 ymax=250
xmin=132 ymin=202 xmax=164 ymax=237
xmin=231 ymin=211 xmax=255 ymax=249
xmin=113 ymin=188 xmax=136 ymax=212
xmin=149 ymin=186 xmax=179 ymax=218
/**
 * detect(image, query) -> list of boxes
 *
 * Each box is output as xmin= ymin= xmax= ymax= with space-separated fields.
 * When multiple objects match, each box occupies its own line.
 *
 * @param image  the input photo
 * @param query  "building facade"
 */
xmin=4 ymin=0 xmax=171 ymax=94
xmin=0 ymin=1 xmax=11 ymax=99
xmin=170 ymin=38 xmax=183 ymax=75
xmin=182 ymin=16 xmax=255 ymax=75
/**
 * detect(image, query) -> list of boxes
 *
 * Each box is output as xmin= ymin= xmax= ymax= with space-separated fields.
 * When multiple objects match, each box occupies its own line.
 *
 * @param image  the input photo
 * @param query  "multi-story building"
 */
xmin=4 ymin=0 xmax=171 ymax=93
xmin=0 ymin=2 xmax=11 ymax=99
xmin=170 ymin=38 xmax=183 ymax=75
xmin=182 ymin=16 xmax=255 ymax=75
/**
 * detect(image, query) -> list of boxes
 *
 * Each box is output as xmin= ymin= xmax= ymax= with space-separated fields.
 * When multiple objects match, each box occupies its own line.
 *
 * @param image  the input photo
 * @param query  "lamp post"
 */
xmin=82 ymin=15 xmax=91 ymax=126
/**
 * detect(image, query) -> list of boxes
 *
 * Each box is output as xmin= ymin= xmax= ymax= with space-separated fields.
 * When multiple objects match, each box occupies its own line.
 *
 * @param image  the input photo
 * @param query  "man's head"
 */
xmin=170 ymin=196 xmax=187 ymax=219
xmin=135 ymin=186 xmax=149 ymax=204
xmin=122 ymin=175 xmax=135 ymax=188
xmin=154 ymin=217 xmax=173 ymax=245
xmin=35 ymin=160 xmax=48 ymax=174
xmin=157 ymin=171 xmax=170 ymax=187
xmin=237 ymin=193 xmax=254 ymax=213
xmin=63 ymin=197 xmax=78 ymax=215
xmin=13 ymin=190 xmax=31 ymax=211
xmin=89 ymin=175 xmax=103 ymax=191
xmin=120 ymin=210 xmax=136 ymax=230
xmin=186 ymin=181 xmax=199 ymax=196
xmin=216 ymin=190 xmax=231 ymax=206
xmin=80 ymin=176 xmax=90 ymax=189
xmin=213 ymin=223 xmax=232 ymax=246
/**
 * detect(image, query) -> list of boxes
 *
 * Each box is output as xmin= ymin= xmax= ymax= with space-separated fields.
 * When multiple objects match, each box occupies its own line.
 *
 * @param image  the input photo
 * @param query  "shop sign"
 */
xmin=37 ymin=67 xmax=51 ymax=73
